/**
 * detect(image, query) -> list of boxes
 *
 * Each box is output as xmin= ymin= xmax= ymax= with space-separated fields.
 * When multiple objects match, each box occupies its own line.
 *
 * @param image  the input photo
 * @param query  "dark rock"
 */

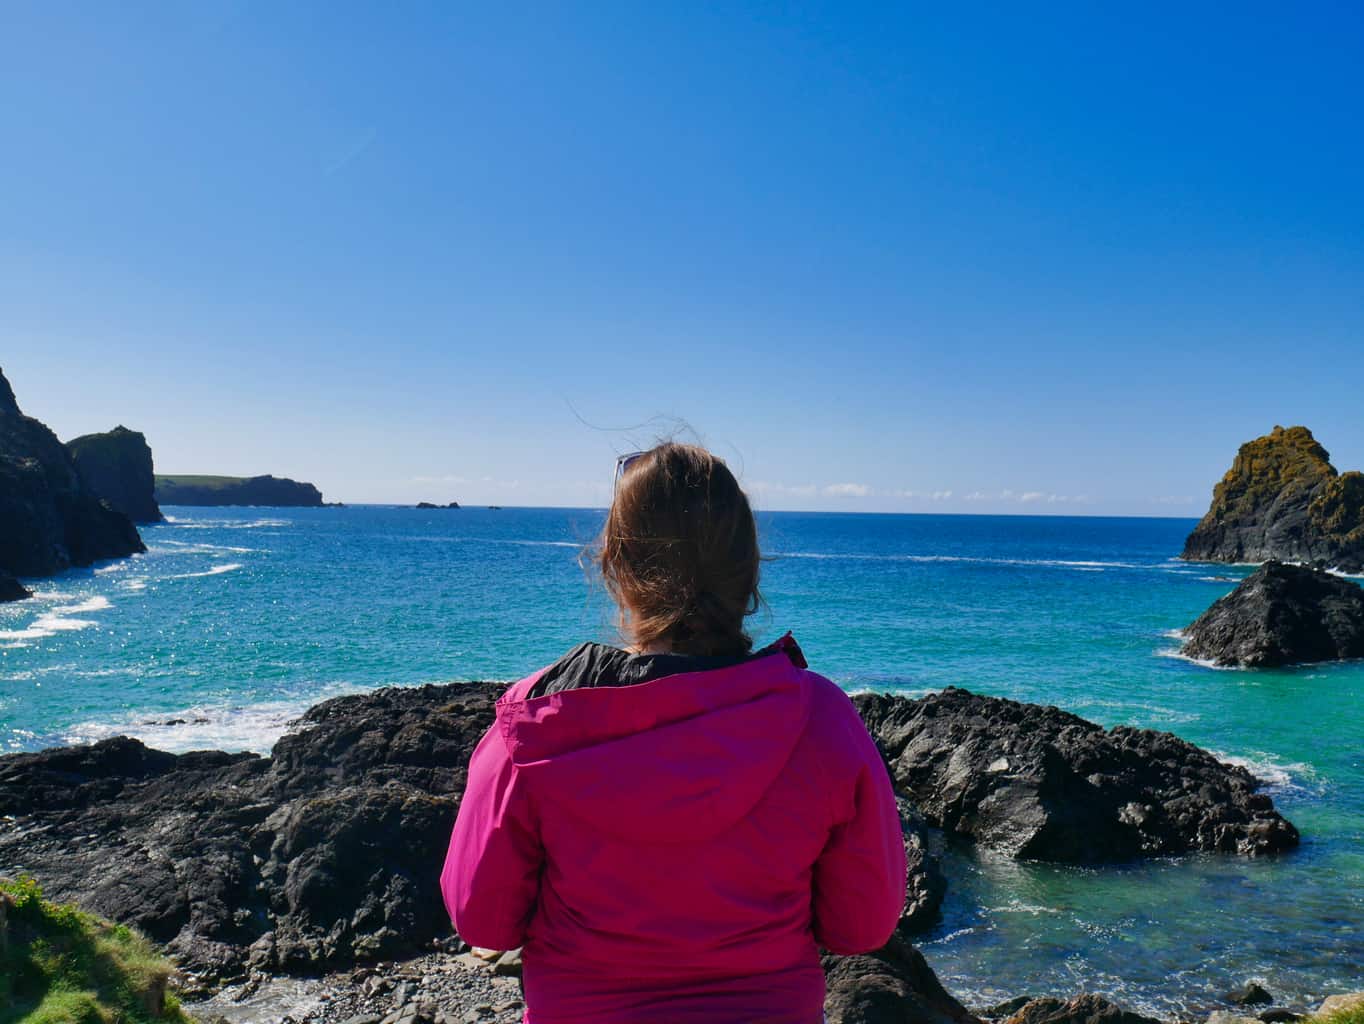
xmin=855 ymin=687 xmax=1298 ymax=860
xmin=1257 ymin=1010 xmax=1299 ymax=1022
xmin=0 ymin=569 xmax=30 ymax=603
xmin=1004 ymin=994 xmax=1162 ymax=1024
xmin=0 ymin=682 xmax=503 ymax=980
xmin=1226 ymin=984 xmax=1273 ymax=1006
xmin=980 ymin=997 xmax=1036 ymax=1019
xmin=66 ymin=425 xmax=163 ymax=523
xmin=155 ymin=473 xmax=325 ymax=507
xmin=0 ymin=367 xmax=144 ymax=580
xmin=1181 ymin=562 xmax=1364 ymax=667
xmin=414 ymin=502 xmax=460 ymax=509
xmin=898 ymin=798 xmax=946 ymax=933
xmin=822 ymin=932 xmax=979 ymax=1024
xmin=1183 ymin=425 xmax=1364 ymax=573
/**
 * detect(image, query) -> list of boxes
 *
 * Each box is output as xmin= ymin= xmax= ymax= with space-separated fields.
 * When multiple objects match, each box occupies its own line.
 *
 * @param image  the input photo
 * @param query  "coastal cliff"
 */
xmin=67 ymin=425 xmax=164 ymax=523
xmin=1183 ymin=426 xmax=1364 ymax=573
xmin=156 ymin=474 xmax=325 ymax=507
xmin=0 ymin=367 xmax=144 ymax=599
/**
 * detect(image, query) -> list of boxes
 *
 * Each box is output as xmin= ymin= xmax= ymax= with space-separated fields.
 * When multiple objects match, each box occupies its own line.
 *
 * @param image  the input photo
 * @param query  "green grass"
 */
xmin=0 ymin=877 xmax=190 ymax=1024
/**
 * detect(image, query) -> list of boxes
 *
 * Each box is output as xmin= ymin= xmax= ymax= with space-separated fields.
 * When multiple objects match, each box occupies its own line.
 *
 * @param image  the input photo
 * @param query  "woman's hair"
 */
xmin=597 ymin=442 xmax=762 ymax=657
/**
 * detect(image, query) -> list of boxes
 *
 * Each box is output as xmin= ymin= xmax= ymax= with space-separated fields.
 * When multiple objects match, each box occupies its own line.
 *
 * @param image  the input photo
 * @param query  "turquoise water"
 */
xmin=1 ymin=507 xmax=1360 ymax=1015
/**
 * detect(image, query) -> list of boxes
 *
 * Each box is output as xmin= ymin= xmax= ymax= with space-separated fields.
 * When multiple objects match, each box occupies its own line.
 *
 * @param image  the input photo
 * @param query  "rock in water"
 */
xmin=1183 ymin=425 xmax=1364 ymax=573
xmin=1004 ymin=995 xmax=1163 ymax=1024
xmin=155 ymin=473 xmax=325 ymax=507
xmin=0 ymin=570 xmax=30 ymax=603
xmin=854 ymin=687 xmax=1299 ymax=861
xmin=66 ymin=425 xmax=164 ymax=523
xmin=1182 ymin=562 xmax=1364 ymax=667
xmin=0 ymin=367 xmax=144 ymax=585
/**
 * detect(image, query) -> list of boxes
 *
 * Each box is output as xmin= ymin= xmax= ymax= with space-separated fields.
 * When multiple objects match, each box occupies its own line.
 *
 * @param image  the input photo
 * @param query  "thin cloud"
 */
xmin=822 ymin=482 xmax=871 ymax=498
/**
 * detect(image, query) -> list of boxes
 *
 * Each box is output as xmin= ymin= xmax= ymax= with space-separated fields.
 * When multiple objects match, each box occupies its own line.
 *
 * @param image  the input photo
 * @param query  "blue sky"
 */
xmin=3 ymin=2 xmax=1361 ymax=512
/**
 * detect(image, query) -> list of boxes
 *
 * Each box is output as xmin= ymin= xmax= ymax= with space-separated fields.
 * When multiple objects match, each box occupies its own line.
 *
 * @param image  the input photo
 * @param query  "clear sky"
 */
xmin=3 ymin=3 xmax=1361 ymax=513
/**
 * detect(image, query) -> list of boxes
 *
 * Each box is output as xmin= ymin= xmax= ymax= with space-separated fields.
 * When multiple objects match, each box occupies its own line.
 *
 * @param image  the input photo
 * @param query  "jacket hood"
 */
xmin=495 ymin=644 xmax=812 ymax=844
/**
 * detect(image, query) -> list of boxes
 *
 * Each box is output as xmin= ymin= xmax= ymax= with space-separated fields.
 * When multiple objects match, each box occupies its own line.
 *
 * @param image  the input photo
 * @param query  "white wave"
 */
xmin=120 ymin=578 xmax=148 ymax=591
xmin=1215 ymin=751 xmax=1324 ymax=795
xmin=1161 ymin=628 xmax=1186 ymax=639
xmin=152 ymin=539 xmax=257 ymax=554
xmin=774 ymin=551 xmax=1149 ymax=570
xmin=172 ymin=518 xmax=289 ymax=530
xmin=0 ymin=596 xmax=113 ymax=641
xmin=60 ymin=682 xmax=372 ymax=754
xmin=169 ymin=563 xmax=243 ymax=579
xmin=1155 ymin=647 xmax=1232 ymax=670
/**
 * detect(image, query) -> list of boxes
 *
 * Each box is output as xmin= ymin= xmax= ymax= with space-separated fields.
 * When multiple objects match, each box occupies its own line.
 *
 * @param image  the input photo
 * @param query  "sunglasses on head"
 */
xmin=613 ymin=451 xmax=647 ymax=489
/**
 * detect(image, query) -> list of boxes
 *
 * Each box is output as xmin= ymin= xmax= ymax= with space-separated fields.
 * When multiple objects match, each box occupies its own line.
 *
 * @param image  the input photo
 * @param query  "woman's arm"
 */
xmin=440 ymin=724 xmax=543 ymax=951
xmin=810 ymin=702 xmax=907 ymax=955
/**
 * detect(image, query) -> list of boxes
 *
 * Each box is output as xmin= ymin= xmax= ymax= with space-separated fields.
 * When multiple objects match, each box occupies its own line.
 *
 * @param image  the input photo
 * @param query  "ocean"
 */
xmin=1 ymin=506 xmax=1360 ymax=1015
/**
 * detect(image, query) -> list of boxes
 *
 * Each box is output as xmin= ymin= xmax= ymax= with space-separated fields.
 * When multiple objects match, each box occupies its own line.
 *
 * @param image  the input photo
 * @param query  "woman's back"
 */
xmin=442 ymin=637 xmax=906 ymax=1023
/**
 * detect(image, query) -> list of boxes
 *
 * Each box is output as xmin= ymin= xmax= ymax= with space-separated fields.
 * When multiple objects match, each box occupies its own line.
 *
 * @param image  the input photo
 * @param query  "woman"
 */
xmin=441 ymin=442 xmax=906 ymax=1024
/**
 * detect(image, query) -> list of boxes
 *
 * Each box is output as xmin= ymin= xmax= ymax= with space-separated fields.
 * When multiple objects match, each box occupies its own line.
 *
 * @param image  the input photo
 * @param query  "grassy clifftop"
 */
xmin=0 ymin=877 xmax=190 ymax=1024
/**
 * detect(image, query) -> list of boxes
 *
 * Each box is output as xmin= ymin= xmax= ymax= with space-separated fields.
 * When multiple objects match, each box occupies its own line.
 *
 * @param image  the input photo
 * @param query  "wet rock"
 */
xmin=1225 ymin=983 xmax=1273 ymax=1006
xmin=1006 ymin=994 xmax=1162 ymax=1024
xmin=855 ymin=687 xmax=1299 ymax=861
xmin=822 ymin=932 xmax=979 ymax=1024
xmin=898 ymin=799 xmax=946 ymax=933
xmin=0 ymin=570 xmax=30 ymax=603
xmin=978 ymin=997 xmax=1036 ymax=1020
xmin=1258 ymin=1010 xmax=1301 ymax=1023
xmin=1182 ymin=562 xmax=1364 ymax=667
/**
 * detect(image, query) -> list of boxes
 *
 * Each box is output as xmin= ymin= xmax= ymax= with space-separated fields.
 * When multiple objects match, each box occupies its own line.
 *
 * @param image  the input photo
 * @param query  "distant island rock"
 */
xmin=1181 ymin=561 xmax=1364 ymax=667
xmin=66 ymin=426 xmax=163 ymax=523
xmin=415 ymin=501 xmax=460 ymax=509
xmin=155 ymin=474 xmax=324 ymax=507
xmin=1183 ymin=426 xmax=1364 ymax=573
xmin=0 ymin=368 xmax=144 ymax=602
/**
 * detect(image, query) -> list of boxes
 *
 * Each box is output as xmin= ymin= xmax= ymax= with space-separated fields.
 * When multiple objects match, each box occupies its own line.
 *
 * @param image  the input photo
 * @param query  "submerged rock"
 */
xmin=1183 ymin=425 xmax=1364 ymax=573
xmin=155 ymin=474 xmax=325 ymax=507
xmin=0 ymin=367 xmax=144 ymax=582
xmin=1181 ymin=561 xmax=1364 ymax=667
xmin=1225 ymin=983 xmax=1273 ymax=1006
xmin=66 ymin=425 xmax=164 ymax=523
xmin=855 ymin=687 xmax=1299 ymax=861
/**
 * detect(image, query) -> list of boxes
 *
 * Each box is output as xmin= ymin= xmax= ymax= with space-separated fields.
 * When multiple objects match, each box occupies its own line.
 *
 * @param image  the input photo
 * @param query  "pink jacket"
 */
xmin=440 ymin=639 xmax=907 ymax=1024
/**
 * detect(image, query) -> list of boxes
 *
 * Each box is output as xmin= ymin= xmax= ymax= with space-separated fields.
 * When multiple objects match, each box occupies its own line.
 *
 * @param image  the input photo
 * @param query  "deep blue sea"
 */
xmin=2 ymin=507 xmax=1360 ymax=1015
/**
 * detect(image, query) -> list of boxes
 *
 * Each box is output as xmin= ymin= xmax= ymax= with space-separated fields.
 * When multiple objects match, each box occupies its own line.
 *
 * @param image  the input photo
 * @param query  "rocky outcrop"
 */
xmin=415 ymin=502 xmax=460 ymax=510
xmin=854 ymin=687 xmax=1299 ymax=861
xmin=66 ymin=426 xmax=163 ymax=523
xmin=1181 ymin=562 xmax=1364 ymax=667
xmin=0 ymin=570 xmax=30 ymax=602
xmin=155 ymin=474 xmax=324 ymax=507
xmin=0 ymin=682 xmax=498 ymax=980
xmin=1003 ymin=995 xmax=1162 ymax=1024
xmin=0 ymin=368 xmax=144 ymax=595
xmin=1183 ymin=426 xmax=1364 ymax=573
xmin=823 ymin=933 xmax=979 ymax=1024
